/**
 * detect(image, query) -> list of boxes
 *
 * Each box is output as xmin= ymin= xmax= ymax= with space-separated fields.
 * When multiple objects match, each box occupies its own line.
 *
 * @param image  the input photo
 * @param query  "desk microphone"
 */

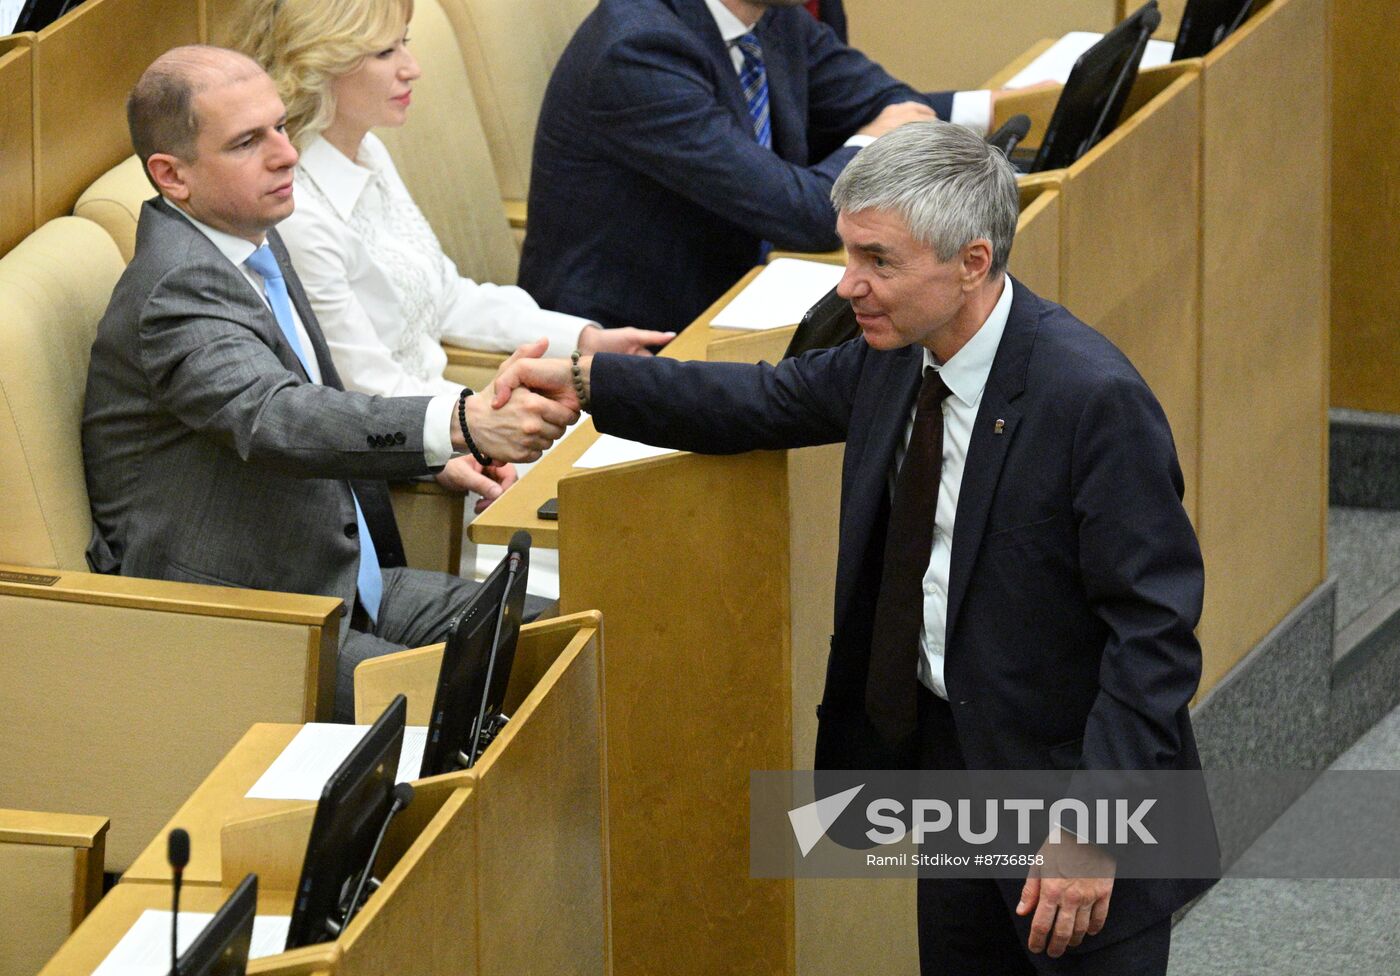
xmin=341 ymin=783 xmax=415 ymax=933
xmin=167 ymin=828 xmax=190 ymax=976
xmin=988 ymin=114 xmax=1032 ymax=158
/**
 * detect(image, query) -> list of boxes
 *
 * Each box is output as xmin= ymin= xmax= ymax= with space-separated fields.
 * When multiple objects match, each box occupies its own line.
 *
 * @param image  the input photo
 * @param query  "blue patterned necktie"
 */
xmin=736 ymin=32 xmax=773 ymax=149
xmin=245 ymin=244 xmax=383 ymax=623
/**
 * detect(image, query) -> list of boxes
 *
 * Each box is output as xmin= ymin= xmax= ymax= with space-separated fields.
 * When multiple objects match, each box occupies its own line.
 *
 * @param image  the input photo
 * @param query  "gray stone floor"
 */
xmin=1327 ymin=507 xmax=1400 ymax=633
xmin=1169 ymin=707 xmax=1400 ymax=974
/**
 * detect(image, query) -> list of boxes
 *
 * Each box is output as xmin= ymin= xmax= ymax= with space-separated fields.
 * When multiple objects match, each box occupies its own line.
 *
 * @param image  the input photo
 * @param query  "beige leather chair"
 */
xmin=0 ymin=217 xmax=341 ymax=870
xmin=0 ymin=809 xmax=107 ymax=976
xmin=439 ymin=0 xmax=597 ymax=226
xmin=73 ymin=164 xmax=466 ymax=575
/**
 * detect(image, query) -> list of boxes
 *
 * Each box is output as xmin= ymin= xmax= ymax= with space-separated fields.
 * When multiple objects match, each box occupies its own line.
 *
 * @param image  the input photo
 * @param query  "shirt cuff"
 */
xmin=423 ymin=392 xmax=457 ymax=467
xmin=950 ymin=90 xmax=994 ymax=136
xmin=842 ymin=133 xmax=877 ymax=150
xmin=543 ymin=312 xmax=598 ymax=360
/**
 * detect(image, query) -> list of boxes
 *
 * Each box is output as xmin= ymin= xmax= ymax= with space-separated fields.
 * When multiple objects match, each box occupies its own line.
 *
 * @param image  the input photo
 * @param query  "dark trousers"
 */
xmin=338 ymin=567 xmax=553 ymax=722
xmin=914 ymin=688 xmax=1171 ymax=976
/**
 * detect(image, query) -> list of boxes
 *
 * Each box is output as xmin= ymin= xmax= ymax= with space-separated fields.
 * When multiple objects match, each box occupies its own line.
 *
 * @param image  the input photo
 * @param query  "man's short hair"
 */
xmin=831 ymin=121 xmax=1020 ymax=275
xmin=126 ymin=46 xmax=262 ymax=171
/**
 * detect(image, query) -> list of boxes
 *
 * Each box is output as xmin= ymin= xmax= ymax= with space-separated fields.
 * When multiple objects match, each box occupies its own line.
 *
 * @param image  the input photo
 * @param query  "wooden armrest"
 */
xmin=441 ymin=342 xmax=509 ymax=371
xmin=0 ymin=562 xmax=341 ymax=625
xmin=0 ymin=809 xmax=109 ymax=848
xmin=502 ymin=198 xmax=527 ymax=229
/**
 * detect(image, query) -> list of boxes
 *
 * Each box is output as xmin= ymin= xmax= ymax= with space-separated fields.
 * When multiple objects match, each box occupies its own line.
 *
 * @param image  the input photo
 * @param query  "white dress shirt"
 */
xmin=278 ymin=134 xmax=590 ymax=403
xmin=173 ymin=204 xmax=454 ymax=465
xmin=891 ymin=276 xmax=1013 ymax=698
xmin=703 ymin=0 xmax=993 ymax=137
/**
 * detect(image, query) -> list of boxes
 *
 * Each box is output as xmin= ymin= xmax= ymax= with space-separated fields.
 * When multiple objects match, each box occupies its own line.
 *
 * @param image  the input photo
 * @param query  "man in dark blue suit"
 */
xmin=500 ymin=121 xmax=1215 ymax=973
xmin=519 ymin=0 xmax=1001 ymax=333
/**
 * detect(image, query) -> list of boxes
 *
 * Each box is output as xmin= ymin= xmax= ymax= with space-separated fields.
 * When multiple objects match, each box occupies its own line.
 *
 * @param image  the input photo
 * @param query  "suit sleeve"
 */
xmin=1071 ymin=372 xmax=1205 ymax=773
xmin=137 ymin=264 xmax=436 ymax=481
xmin=586 ymin=29 xmax=857 ymax=252
xmin=590 ymin=337 xmax=868 ymax=454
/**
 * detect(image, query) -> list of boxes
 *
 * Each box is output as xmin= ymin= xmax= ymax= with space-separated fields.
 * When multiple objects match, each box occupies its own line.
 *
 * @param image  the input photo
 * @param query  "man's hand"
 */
xmin=1016 ymin=833 xmax=1116 ymax=958
xmin=450 ymin=339 xmax=578 ymax=461
xmin=491 ymin=355 xmax=586 ymax=413
xmin=577 ymin=324 xmax=675 ymax=356
xmin=857 ymin=101 xmax=938 ymax=139
xmin=433 ymin=455 xmax=518 ymax=512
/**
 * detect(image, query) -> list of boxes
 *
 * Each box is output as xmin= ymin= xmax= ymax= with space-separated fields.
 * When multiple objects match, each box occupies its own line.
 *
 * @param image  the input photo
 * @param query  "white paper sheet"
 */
xmin=572 ymin=434 xmax=679 ymax=470
xmin=245 ymin=723 xmax=428 ymax=801
xmin=708 ymin=258 xmax=846 ymax=331
xmin=92 ymin=910 xmax=292 ymax=976
xmin=1004 ymin=32 xmax=1175 ymax=89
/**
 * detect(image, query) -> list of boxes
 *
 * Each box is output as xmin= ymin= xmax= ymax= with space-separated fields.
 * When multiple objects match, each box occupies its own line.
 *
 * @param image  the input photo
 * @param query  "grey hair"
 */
xmin=831 ymin=120 xmax=1019 ymax=275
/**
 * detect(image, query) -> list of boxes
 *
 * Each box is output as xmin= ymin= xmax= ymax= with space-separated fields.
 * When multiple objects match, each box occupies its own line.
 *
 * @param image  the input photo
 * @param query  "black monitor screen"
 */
xmin=1031 ymin=1 xmax=1162 ymax=173
xmin=1172 ymin=0 xmax=1255 ymax=60
xmin=284 ymin=694 xmax=406 ymax=950
xmin=419 ymin=532 xmax=531 ymax=777
xmin=176 ymin=874 xmax=257 ymax=976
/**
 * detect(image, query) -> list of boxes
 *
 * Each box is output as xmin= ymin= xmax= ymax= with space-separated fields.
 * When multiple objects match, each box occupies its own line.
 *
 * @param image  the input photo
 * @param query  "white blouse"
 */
xmin=278 ymin=134 xmax=590 ymax=398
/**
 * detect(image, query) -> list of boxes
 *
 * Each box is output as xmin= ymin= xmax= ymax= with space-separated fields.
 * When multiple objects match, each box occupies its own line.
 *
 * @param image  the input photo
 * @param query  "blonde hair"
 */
xmin=230 ymin=0 xmax=413 ymax=148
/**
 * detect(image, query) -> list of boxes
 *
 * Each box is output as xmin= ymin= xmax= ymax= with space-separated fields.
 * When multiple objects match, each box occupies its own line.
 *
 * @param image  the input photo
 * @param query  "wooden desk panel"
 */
xmin=33 ymin=0 xmax=199 ymax=222
xmin=847 ymin=0 xmax=1117 ymax=92
xmin=1330 ymin=0 xmax=1399 ymax=412
xmin=0 ymin=40 xmax=35 ymax=258
xmin=1195 ymin=0 xmax=1329 ymax=690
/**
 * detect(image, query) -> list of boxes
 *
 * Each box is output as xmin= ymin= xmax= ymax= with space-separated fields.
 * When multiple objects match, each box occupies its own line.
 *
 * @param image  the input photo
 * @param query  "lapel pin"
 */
xmin=994 ymin=419 xmax=1006 ymax=435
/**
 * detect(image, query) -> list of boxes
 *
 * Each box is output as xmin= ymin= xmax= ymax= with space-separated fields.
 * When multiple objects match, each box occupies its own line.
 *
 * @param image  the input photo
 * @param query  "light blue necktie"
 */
xmin=737 ymin=33 xmax=774 ymax=262
xmin=245 ymin=244 xmax=383 ymax=623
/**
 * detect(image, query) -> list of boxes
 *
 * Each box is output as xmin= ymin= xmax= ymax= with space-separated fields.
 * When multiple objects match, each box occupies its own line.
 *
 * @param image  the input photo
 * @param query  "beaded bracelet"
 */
xmin=456 ymin=387 xmax=493 ymax=467
xmin=570 ymin=349 xmax=591 ymax=412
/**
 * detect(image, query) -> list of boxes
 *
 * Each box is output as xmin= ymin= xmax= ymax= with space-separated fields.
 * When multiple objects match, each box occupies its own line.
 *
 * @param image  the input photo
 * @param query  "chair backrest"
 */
xmin=0 ymin=217 xmax=125 ymax=570
xmin=441 ymin=0 xmax=597 ymax=202
xmin=379 ymin=0 xmax=520 ymax=284
xmin=72 ymin=155 xmax=151 ymax=264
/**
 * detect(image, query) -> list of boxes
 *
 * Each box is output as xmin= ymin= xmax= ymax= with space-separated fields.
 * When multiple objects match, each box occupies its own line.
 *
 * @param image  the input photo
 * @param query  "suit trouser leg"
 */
xmin=913 ymin=688 xmax=1171 ymax=975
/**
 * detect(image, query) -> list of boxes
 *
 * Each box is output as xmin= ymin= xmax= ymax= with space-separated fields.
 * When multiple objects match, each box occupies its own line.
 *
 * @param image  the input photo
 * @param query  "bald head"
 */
xmin=127 ymin=46 xmax=264 ymax=171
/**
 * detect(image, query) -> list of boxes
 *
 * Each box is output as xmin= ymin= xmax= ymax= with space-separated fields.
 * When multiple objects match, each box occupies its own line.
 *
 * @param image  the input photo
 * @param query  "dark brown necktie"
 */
xmin=866 ymin=367 xmax=952 ymax=748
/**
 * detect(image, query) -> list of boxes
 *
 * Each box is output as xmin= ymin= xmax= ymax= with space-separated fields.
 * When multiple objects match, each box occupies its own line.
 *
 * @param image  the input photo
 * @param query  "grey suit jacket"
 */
xmin=82 ymin=198 xmax=435 ymax=637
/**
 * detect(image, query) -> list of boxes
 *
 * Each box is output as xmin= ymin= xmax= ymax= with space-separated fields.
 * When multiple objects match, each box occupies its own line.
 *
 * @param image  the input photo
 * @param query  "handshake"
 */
xmin=450 ymin=335 xmax=660 ymax=465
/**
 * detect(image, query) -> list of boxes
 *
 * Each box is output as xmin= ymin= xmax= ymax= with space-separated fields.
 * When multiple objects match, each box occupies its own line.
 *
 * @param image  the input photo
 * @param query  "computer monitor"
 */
xmin=1026 ymin=1 xmax=1162 ymax=173
xmin=284 ymin=694 xmax=407 ymax=950
xmin=783 ymin=285 xmax=857 ymax=359
xmin=1172 ymin=0 xmax=1255 ymax=60
xmin=419 ymin=531 xmax=531 ymax=777
xmin=174 ymin=873 xmax=257 ymax=976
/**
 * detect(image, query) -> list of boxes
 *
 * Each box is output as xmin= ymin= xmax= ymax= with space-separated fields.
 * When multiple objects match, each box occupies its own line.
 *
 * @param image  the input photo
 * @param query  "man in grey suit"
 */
xmin=81 ymin=46 xmax=579 ymax=719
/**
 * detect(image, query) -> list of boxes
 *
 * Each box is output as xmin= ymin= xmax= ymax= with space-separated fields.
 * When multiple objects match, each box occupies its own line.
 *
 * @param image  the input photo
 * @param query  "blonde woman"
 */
xmin=233 ymin=0 xmax=672 ymax=510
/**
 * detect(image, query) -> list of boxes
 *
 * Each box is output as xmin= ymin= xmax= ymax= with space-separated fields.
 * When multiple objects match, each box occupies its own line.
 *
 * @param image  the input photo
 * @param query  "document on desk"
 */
xmin=0 ymin=0 xmax=25 ymax=34
xmin=245 ymin=723 xmax=428 ymax=800
xmin=1005 ymin=32 xmax=1174 ymax=89
xmin=92 ymin=910 xmax=291 ymax=975
xmin=573 ymin=434 xmax=679 ymax=469
xmin=709 ymin=258 xmax=845 ymax=330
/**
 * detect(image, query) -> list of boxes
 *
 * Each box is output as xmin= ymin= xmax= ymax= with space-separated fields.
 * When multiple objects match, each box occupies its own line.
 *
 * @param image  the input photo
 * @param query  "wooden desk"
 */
xmin=38 ymin=886 xmax=320 ymax=976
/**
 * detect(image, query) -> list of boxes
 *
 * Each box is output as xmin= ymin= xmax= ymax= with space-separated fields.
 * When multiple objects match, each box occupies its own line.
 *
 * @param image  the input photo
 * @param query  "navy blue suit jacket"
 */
xmin=518 ymin=0 xmax=947 ymax=332
xmin=591 ymin=279 xmax=1216 ymax=941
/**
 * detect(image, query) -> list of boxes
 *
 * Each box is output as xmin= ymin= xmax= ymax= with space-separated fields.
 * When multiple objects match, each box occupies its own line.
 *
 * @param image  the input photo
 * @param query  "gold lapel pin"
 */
xmin=994 ymin=419 xmax=1006 ymax=435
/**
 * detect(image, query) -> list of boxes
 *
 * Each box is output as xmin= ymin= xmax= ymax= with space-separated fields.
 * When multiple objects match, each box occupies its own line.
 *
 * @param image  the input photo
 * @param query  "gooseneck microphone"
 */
xmin=988 ymin=114 xmax=1032 ymax=158
xmin=167 ymin=828 xmax=191 ymax=976
xmin=340 ymin=782 xmax=415 ymax=935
